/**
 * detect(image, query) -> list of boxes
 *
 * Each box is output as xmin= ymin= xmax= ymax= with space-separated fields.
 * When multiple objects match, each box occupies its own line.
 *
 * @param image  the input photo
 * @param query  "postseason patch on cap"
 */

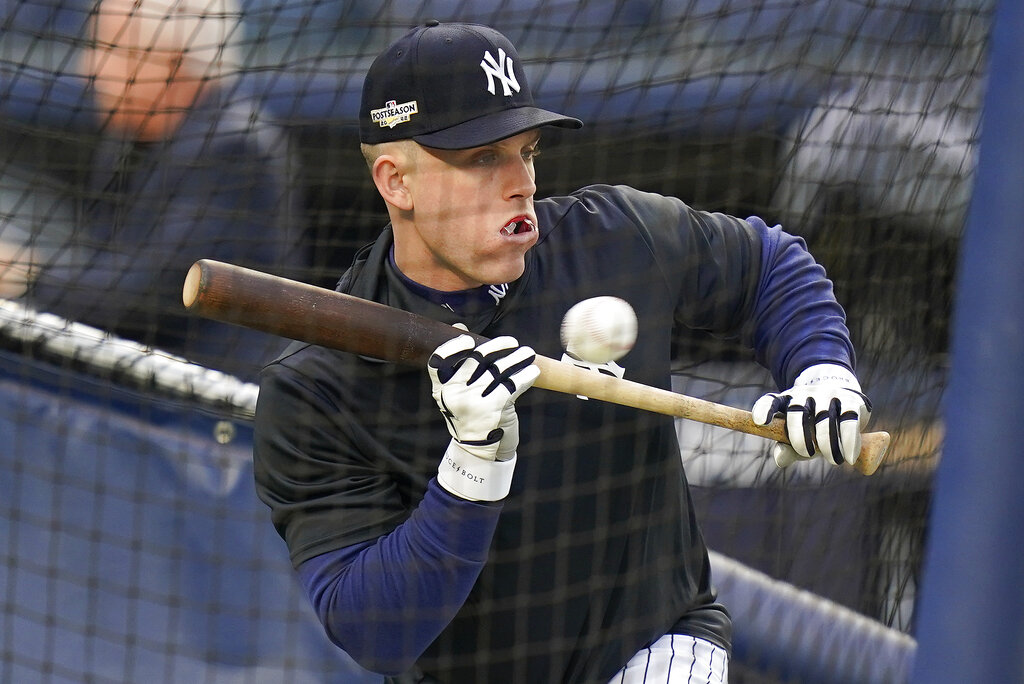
xmin=370 ymin=99 xmax=419 ymax=129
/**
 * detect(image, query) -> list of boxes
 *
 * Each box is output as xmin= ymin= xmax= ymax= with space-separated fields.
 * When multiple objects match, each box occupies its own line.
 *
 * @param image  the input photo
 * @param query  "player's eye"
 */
xmin=471 ymin=150 xmax=498 ymax=166
xmin=523 ymin=145 xmax=541 ymax=162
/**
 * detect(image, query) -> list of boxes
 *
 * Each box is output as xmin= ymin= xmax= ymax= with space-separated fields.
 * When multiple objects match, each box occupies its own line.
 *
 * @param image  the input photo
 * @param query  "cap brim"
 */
xmin=412 ymin=106 xmax=583 ymax=150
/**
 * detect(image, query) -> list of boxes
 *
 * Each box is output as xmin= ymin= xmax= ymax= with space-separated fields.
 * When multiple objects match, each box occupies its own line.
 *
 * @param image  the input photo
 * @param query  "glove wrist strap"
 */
xmin=437 ymin=440 xmax=516 ymax=502
xmin=794 ymin=363 xmax=861 ymax=391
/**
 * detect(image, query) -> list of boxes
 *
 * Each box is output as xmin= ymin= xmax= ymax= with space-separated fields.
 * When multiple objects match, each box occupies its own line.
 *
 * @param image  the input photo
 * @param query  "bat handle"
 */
xmin=740 ymin=409 xmax=890 ymax=476
xmin=853 ymin=431 xmax=891 ymax=476
xmin=533 ymin=356 xmax=890 ymax=476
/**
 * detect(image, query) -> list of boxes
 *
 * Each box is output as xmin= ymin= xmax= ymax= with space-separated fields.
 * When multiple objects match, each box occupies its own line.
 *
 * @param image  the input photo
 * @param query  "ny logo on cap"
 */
xmin=480 ymin=49 xmax=520 ymax=97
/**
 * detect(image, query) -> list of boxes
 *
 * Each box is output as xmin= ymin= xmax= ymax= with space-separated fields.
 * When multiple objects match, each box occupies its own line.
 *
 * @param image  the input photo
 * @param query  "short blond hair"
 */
xmin=360 ymin=139 xmax=419 ymax=170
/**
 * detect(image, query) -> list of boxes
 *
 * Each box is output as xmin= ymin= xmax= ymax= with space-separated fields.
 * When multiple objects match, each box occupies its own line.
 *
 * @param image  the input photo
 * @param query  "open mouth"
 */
xmin=500 ymin=217 xmax=536 ymax=236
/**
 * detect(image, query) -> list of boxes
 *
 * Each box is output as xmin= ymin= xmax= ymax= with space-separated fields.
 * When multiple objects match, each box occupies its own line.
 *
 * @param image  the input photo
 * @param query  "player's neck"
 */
xmin=388 ymin=245 xmax=505 ymax=316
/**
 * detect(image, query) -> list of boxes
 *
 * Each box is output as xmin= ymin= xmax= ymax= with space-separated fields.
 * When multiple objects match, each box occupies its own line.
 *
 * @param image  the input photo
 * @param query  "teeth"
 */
xmin=500 ymin=218 xmax=535 ymax=236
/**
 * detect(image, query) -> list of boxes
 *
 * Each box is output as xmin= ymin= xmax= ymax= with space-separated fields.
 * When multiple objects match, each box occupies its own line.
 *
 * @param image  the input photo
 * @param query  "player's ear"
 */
xmin=371 ymin=151 xmax=414 ymax=212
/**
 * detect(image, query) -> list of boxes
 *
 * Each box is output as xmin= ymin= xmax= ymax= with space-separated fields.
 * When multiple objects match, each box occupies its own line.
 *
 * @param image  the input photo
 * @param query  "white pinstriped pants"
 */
xmin=608 ymin=634 xmax=729 ymax=684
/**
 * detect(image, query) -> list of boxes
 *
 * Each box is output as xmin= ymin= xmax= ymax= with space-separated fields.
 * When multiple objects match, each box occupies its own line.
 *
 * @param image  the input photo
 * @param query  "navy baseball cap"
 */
xmin=360 ymin=21 xmax=582 ymax=149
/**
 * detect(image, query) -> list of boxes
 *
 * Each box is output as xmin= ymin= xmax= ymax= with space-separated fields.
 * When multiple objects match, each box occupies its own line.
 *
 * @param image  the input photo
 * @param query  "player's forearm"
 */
xmin=746 ymin=217 xmax=855 ymax=388
xmin=298 ymin=479 xmax=501 ymax=675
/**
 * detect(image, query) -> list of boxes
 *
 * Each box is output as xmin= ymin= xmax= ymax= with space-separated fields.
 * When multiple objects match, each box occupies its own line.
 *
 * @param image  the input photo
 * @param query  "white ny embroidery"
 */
xmin=480 ymin=49 xmax=521 ymax=97
xmin=487 ymin=283 xmax=509 ymax=305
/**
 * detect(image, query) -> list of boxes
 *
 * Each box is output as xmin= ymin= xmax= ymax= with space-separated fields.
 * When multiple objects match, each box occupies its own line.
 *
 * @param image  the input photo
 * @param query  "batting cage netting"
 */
xmin=1 ymin=1 xmax=990 ymax=682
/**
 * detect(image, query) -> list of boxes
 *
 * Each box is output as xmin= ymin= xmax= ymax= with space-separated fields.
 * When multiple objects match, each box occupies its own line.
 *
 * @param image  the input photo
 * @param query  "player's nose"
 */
xmin=503 ymin=156 xmax=537 ymax=201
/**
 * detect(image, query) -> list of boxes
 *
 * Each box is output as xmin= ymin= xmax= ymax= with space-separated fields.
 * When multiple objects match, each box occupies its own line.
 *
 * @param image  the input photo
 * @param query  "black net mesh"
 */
xmin=0 ymin=1 xmax=991 ymax=681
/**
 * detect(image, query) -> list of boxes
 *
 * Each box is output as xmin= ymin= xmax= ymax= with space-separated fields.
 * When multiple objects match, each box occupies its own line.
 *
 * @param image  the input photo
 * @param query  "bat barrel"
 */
xmin=183 ymin=259 xmax=464 ymax=365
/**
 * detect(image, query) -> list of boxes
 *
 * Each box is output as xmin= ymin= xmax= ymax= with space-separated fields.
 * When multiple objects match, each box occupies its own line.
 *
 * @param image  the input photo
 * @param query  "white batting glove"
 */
xmin=427 ymin=334 xmax=539 ymax=501
xmin=751 ymin=364 xmax=872 ymax=469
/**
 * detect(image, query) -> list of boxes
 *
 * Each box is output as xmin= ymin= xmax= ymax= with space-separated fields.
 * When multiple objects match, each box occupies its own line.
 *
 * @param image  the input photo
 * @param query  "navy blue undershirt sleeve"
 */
xmin=745 ymin=216 xmax=855 ymax=388
xmin=297 ymin=478 xmax=503 ymax=675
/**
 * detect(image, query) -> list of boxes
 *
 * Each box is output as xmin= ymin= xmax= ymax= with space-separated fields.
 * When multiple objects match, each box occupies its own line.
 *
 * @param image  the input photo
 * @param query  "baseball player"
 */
xmin=253 ymin=22 xmax=871 ymax=683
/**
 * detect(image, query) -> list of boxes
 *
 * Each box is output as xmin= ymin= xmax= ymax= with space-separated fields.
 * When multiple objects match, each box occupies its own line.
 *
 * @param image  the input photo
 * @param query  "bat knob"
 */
xmin=183 ymin=261 xmax=205 ymax=309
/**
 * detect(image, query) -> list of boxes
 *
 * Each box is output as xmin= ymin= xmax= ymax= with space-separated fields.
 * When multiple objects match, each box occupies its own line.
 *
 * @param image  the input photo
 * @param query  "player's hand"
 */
xmin=0 ymin=239 xmax=32 ymax=299
xmin=751 ymin=363 xmax=872 ymax=469
xmin=427 ymin=333 xmax=539 ymax=500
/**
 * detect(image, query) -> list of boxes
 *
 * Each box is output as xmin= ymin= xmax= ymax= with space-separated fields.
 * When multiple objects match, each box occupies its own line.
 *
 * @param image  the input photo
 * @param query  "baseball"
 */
xmin=560 ymin=296 xmax=638 ymax=363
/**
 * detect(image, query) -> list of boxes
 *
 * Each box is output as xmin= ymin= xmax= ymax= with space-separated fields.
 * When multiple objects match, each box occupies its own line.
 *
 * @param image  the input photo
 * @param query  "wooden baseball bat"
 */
xmin=183 ymin=259 xmax=890 ymax=475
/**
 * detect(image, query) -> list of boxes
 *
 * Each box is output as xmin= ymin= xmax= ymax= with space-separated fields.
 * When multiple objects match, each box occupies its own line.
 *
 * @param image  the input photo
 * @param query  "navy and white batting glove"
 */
xmin=751 ymin=363 xmax=872 ymax=469
xmin=427 ymin=334 xmax=539 ymax=501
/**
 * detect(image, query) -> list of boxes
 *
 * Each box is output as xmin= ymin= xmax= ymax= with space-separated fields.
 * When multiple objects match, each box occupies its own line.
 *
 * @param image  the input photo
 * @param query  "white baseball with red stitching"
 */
xmin=560 ymin=296 xmax=638 ymax=364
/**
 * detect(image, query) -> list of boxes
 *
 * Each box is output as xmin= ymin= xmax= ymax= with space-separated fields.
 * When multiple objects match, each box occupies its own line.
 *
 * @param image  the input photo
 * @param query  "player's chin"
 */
xmin=480 ymin=252 xmax=528 ymax=285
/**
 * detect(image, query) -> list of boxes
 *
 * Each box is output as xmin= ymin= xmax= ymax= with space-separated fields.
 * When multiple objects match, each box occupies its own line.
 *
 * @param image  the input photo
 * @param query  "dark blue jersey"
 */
xmin=253 ymin=185 xmax=854 ymax=681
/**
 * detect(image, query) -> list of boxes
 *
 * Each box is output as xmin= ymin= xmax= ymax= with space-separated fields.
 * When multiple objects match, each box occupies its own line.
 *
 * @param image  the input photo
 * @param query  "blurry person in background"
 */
xmin=769 ymin=10 xmax=986 ymax=362
xmin=1 ymin=0 xmax=304 ymax=379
